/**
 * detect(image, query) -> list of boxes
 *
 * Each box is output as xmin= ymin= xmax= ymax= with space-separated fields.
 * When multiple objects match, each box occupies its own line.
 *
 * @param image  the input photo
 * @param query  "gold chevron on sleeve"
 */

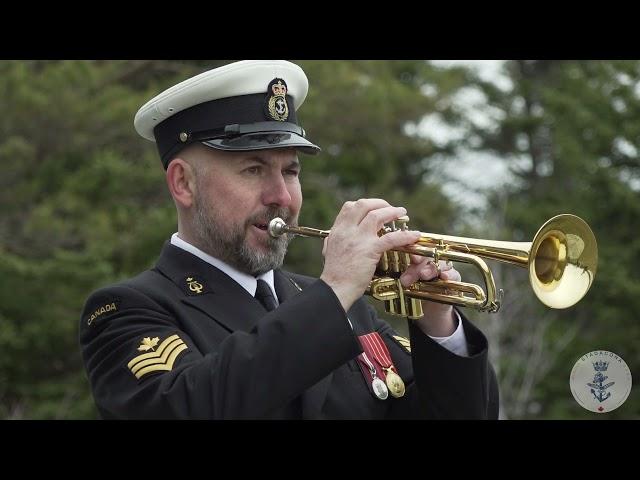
xmin=393 ymin=335 xmax=411 ymax=353
xmin=127 ymin=334 xmax=188 ymax=380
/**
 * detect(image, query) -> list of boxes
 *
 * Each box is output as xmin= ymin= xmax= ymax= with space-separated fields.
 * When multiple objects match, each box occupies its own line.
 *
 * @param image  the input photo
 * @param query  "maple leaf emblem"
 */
xmin=138 ymin=336 xmax=160 ymax=352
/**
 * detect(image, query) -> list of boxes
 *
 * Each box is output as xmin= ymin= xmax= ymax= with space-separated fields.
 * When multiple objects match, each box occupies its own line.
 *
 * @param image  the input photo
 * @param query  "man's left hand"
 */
xmin=399 ymin=255 xmax=461 ymax=337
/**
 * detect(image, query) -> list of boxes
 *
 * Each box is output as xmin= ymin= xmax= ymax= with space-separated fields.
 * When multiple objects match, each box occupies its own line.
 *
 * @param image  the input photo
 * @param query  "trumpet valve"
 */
xmin=395 ymin=215 xmax=410 ymax=230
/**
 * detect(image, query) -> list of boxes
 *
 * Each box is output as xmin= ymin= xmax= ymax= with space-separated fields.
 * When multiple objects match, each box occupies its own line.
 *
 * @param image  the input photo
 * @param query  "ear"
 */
xmin=166 ymin=158 xmax=197 ymax=208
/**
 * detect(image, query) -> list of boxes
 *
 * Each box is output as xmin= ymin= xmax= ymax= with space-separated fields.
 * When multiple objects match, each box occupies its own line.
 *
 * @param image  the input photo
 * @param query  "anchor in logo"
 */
xmin=587 ymin=360 xmax=615 ymax=402
xmin=274 ymin=97 xmax=286 ymax=116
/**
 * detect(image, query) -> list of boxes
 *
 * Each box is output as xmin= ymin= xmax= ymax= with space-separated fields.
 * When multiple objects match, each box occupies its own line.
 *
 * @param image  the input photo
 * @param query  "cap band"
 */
xmin=154 ymin=93 xmax=297 ymax=166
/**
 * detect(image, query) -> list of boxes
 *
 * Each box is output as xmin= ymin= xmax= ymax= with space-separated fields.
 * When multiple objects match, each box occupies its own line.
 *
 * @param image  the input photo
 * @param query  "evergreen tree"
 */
xmin=461 ymin=60 xmax=640 ymax=419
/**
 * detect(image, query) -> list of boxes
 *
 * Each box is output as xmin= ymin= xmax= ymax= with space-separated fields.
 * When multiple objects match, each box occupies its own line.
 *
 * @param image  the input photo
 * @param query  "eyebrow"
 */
xmin=286 ymin=159 xmax=301 ymax=170
xmin=242 ymin=156 xmax=268 ymax=166
xmin=242 ymin=156 xmax=300 ymax=170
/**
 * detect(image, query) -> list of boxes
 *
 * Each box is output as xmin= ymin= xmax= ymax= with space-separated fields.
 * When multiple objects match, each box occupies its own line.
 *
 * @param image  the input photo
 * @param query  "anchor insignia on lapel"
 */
xmin=186 ymin=276 xmax=204 ymax=295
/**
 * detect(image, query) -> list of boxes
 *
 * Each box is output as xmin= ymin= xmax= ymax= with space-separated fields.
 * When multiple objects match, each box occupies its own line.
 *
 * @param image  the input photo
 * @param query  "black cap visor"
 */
xmin=201 ymin=121 xmax=320 ymax=154
xmin=202 ymin=132 xmax=319 ymax=154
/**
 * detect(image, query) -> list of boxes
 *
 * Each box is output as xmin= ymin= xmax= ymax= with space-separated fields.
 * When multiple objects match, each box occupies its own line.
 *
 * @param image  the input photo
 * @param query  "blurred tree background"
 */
xmin=0 ymin=60 xmax=637 ymax=419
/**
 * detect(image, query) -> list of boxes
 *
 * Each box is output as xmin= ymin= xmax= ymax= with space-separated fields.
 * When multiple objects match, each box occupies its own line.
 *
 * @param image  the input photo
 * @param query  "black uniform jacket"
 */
xmin=80 ymin=242 xmax=499 ymax=419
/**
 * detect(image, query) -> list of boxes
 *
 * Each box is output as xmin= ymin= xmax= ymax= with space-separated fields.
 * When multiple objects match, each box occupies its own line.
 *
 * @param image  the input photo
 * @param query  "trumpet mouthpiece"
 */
xmin=268 ymin=217 xmax=287 ymax=238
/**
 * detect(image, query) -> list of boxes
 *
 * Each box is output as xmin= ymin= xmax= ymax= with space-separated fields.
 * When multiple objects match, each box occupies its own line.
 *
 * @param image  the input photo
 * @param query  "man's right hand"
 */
xmin=319 ymin=199 xmax=421 ymax=312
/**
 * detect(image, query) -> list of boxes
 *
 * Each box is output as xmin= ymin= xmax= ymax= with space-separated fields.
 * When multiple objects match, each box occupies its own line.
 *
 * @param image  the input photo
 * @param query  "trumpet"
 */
xmin=268 ymin=214 xmax=598 ymax=318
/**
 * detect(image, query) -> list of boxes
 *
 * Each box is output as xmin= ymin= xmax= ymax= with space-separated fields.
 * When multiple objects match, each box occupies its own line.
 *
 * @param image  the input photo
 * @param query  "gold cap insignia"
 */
xmin=127 ymin=334 xmax=188 ymax=380
xmin=392 ymin=335 xmax=411 ymax=353
xmin=265 ymin=78 xmax=289 ymax=122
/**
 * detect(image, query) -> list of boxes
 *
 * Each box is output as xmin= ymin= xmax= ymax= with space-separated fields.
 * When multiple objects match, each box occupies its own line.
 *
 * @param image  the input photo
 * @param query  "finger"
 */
xmin=409 ymin=254 xmax=424 ymax=265
xmin=409 ymin=254 xmax=435 ymax=267
xmin=440 ymin=268 xmax=461 ymax=282
xmin=377 ymin=229 xmax=421 ymax=254
xmin=410 ymin=256 xmax=450 ymax=271
xmin=400 ymin=270 xmax=418 ymax=287
xmin=402 ymin=259 xmax=457 ymax=286
xmin=322 ymin=237 xmax=328 ymax=257
xmin=400 ymin=263 xmax=422 ymax=287
xmin=440 ymin=260 xmax=453 ymax=272
xmin=418 ymin=261 xmax=440 ymax=281
xmin=359 ymin=205 xmax=407 ymax=232
xmin=335 ymin=198 xmax=392 ymax=226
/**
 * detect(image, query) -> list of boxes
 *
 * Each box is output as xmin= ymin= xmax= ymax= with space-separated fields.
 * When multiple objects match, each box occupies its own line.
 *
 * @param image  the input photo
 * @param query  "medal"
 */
xmin=358 ymin=332 xmax=406 ymax=399
xmin=358 ymin=351 xmax=389 ymax=401
xmin=371 ymin=376 xmax=389 ymax=400
xmin=384 ymin=367 xmax=406 ymax=398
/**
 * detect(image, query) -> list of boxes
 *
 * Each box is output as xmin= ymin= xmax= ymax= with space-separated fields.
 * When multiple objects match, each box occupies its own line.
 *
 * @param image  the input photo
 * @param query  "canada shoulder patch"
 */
xmin=85 ymin=297 xmax=121 ymax=326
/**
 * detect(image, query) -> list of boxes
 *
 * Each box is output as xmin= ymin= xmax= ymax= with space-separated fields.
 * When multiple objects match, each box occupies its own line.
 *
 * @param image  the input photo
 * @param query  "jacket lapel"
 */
xmin=155 ymin=244 xmax=334 ymax=418
xmin=273 ymin=269 xmax=303 ymax=302
xmin=154 ymin=242 xmax=265 ymax=333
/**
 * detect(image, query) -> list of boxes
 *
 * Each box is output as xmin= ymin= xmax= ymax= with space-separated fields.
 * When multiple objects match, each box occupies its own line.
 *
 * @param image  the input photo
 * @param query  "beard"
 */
xmin=191 ymin=191 xmax=296 ymax=276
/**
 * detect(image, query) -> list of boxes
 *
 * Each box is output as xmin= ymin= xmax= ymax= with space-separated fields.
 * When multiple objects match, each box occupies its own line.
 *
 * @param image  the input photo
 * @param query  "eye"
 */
xmin=284 ymin=168 xmax=300 ymax=177
xmin=245 ymin=165 xmax=262 ymax=175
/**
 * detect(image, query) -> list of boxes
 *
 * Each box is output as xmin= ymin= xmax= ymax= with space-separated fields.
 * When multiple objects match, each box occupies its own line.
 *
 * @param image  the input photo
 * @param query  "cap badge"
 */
xmin=265 ymin=78 xmax=289 ymax=122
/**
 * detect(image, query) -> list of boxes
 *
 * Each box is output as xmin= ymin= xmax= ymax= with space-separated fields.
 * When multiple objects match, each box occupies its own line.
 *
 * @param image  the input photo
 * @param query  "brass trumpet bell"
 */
xmin=529 ymin=214 xmax=597 ymax=309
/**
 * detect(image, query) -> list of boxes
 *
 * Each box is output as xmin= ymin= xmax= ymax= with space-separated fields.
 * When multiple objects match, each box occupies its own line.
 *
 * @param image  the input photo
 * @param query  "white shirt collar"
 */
xmin=170 ymin=233 xmax=277 ymax=302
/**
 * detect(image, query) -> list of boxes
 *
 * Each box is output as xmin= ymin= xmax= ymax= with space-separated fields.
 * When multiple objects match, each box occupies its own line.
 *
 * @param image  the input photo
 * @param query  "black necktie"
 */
xmin=255 ymin=279 xmax=278 ymax=312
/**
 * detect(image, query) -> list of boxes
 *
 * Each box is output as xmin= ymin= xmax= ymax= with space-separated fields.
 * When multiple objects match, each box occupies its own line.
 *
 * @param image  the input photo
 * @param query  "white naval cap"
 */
xmin=134 ymin=60 xmax=320 ymax=169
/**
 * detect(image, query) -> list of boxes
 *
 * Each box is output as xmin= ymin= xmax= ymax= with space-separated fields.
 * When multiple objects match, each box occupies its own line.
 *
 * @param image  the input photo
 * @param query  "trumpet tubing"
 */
xmin=268 ymin=214 xmax=597 ymax=317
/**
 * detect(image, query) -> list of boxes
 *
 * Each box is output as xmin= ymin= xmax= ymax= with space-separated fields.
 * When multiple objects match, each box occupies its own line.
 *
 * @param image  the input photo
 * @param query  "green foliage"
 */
xmin=2 ymin=60 xmax=637 ymax=419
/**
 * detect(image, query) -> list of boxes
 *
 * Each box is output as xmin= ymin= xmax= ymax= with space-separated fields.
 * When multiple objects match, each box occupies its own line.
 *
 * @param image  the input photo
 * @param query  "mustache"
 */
xmin=246 ymin=207 xmax=295 ymax=227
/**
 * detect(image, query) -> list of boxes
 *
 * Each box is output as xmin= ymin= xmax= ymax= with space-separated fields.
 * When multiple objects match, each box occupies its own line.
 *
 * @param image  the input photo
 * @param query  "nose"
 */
xmin=261 ymin=173 xmax=292 ymax=207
